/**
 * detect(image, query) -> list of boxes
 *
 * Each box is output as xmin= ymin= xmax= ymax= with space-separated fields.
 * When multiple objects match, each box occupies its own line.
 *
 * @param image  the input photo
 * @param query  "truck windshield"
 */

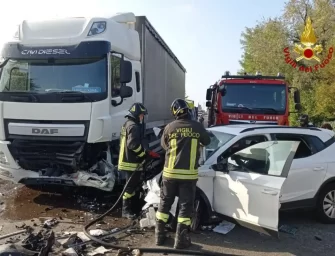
xmin=222 ymin=84 xmax=286 ymax=115
xmin=0 ymin=57 xmax=107 ymax=94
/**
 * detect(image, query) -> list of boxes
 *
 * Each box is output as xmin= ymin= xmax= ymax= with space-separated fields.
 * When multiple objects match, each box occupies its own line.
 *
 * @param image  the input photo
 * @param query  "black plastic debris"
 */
xmin=279 ymin=224 xmax=298 ymax=235
xmin=21 ymin=230 xmax=55 ymax=253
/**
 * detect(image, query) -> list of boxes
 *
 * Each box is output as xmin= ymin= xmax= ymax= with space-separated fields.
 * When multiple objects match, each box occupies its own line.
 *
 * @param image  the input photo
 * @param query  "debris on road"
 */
xmin=43 ymin=218 xmax=59 ymax=228
xmin=87 ymin=246 xmax=112 ymax=256
xmin=213 ymin=220 xmax=235 ymax=235
xmin=140 ymin=207 xmax=156 ymax=228
xmin=279 ymin=224 xmax=298 ymax=235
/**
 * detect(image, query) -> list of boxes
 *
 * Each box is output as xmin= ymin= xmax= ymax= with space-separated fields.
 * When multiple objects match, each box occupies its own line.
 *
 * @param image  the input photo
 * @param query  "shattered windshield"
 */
xmin=222 ymin=84 xmax=286 ymax=115
xmin=205 ymin=130 xmax=235 ymax=160
xmin=0 ymin=57 xmax=107 ymax=93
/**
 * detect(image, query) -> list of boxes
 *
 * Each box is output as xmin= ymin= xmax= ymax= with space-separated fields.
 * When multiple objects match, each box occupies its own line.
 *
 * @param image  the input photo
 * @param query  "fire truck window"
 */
xmin=218 ymin=135 xmax=268 ymax=162
xmin=272 ymin=134 xmax=312 ymax=159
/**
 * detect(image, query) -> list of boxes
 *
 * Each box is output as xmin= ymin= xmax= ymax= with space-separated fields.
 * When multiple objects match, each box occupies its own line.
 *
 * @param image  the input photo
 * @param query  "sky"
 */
xmin=0 ymin=0 xmax=286 ymax=106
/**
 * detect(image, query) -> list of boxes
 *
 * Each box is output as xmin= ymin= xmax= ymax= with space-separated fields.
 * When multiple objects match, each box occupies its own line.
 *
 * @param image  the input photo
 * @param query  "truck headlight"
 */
xmin=88 ymin=21 xmax=106 ymax=36
xmin=0 ymin=151 xmax=9 ymax=165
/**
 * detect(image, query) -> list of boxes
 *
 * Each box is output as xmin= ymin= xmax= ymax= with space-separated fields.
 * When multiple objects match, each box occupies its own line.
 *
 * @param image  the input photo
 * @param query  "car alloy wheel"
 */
xmin=323 ymin=190 xmax=335 ymax=219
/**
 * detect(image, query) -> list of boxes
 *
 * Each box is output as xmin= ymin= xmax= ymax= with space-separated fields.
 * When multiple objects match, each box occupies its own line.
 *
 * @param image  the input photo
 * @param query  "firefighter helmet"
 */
xmin=170 ymin=98 xmax=189 ymax=118
xmin=126 ymin=103 xmax=148 ymax=120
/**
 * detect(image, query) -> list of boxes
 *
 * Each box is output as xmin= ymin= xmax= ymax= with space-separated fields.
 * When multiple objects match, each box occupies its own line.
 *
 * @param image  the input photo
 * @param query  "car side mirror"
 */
xmin=206 ymin=88 xmax=212 ymax=101
xmin=211 ymin=160 xmax=228 ymax=173
xmin=120 ymin=60 xmax=132 ymax=83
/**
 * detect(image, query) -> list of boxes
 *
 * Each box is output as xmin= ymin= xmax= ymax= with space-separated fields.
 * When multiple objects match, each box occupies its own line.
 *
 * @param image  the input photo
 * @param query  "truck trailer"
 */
xmin=0 ymin=13 xmax=186 ymax=191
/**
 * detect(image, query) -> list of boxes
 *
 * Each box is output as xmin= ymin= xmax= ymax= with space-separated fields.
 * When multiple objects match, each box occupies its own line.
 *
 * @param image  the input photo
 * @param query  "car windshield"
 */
xmin=205 ymin=130 xmax=235 ymax=160
xmin=222 ymin=84 xmax=286 ymax=115
xmin=0 ymin=57 xmax=107 ymax=93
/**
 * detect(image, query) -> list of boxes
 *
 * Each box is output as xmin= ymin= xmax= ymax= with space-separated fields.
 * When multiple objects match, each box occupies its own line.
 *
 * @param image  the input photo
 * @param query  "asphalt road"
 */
xmin=0 ymin=180 xmax=334 ymax=256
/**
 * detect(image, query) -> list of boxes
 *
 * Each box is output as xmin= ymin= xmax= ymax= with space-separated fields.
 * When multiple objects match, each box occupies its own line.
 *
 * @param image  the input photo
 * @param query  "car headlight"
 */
xmin=87 ymin=21 xmax=106 ymax=36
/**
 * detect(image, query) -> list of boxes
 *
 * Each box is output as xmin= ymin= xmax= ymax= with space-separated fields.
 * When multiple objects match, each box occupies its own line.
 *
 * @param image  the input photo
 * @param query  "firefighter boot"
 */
xmin=122 ymin=199 xmax=136 ymax=220
xmin=155 ymin=220 xmax=167 ymax=246
xmin=174 ymin=223 xmax=191 ymax=249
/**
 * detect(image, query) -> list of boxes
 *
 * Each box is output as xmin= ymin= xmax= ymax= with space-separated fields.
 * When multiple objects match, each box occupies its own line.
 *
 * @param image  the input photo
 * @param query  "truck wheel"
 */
xmin=190 ymin=195 xmax=204 ymax=231
xmin=316 ymin=183 xmax=335 ymax=224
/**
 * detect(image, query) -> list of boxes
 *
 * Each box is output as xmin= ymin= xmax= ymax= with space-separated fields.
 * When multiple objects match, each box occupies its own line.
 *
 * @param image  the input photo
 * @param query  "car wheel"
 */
xmin=316 ymin=184 xmax=335 ymax=224
xmin=190 ymin=196 xmax=204 ymax=231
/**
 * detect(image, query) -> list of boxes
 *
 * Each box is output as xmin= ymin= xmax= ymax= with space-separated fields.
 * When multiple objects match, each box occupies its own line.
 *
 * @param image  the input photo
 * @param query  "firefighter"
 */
xmin=118 ymin=102 xmax=160 ymax=219
xmin=299 ymin=114 xmax=314 ymax=127
xmin=155 ymin=98 xmax=211 ymax=249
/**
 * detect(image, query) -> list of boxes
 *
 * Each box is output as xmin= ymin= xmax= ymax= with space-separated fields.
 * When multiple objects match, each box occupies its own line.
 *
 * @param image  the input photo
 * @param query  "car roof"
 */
xmin=207 ymin=124 xmax=334 ymax=142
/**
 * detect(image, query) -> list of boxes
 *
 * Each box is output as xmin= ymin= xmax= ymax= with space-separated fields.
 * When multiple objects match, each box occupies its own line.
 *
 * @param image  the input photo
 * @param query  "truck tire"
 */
xmin=316 ymin=183 xmax=335 ymax=224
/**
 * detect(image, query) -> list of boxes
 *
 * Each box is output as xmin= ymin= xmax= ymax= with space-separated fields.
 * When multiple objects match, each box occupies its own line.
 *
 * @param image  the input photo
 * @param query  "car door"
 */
xmin=270 ymin=133 xmax=328 ymax=204
xmin=213 ymin=140 xmax=299 ymax=237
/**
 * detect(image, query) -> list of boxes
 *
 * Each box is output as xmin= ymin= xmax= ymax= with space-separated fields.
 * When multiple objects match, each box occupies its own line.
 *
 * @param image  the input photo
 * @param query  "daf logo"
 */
xmin=32 ymin=128 xmax=58 ymax=134
xmin=249 ymin=120 xmax=256 ymax=124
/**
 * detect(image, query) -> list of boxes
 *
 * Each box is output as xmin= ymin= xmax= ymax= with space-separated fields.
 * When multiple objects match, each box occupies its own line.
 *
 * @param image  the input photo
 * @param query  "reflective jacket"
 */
xmin=161 ymin=117 xmax=211 ymax=180
xmin=118 ymin=119 xmax=146 ymax=171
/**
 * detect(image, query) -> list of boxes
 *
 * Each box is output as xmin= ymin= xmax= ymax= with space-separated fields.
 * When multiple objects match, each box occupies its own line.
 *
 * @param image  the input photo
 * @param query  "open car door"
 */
xmin=212 ymin=140 xmax=299 ymax=237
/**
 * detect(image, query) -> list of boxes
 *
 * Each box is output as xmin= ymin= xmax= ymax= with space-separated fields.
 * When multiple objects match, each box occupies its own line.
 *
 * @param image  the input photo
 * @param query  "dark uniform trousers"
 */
xmin=157 ymin=178 xmax=197 ymax=225
xmin=122 ymin=170 xmax=142 ymax=201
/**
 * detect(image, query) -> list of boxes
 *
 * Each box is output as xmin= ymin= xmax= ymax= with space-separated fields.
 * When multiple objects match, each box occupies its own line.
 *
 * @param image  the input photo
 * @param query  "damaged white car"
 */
xmin=143 ymin=124 xmax=335 ymax=237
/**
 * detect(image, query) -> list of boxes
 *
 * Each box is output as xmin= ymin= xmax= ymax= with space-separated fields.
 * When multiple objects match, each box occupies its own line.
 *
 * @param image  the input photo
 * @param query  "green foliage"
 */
xmin=239 ymin=0 xmax=335 ymax=124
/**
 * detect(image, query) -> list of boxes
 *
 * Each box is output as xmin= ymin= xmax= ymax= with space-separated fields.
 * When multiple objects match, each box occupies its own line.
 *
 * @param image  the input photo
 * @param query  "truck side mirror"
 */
xmin=220 ymin=88 xmax=226 ymax=96
xmin=120 ymin=85 xmax=133 ymax=98
xmin=295 ymin=103 xmax=302 ymax=111
xmin=293 ymin=90 xmax=300 ymax=104
xmin=120 ymin=60 xmax=132 ymax=83
xmin=206 ymin=101 xmax=211 ymax=107
xmin=206 ymin=88 xmax=212 ymax=101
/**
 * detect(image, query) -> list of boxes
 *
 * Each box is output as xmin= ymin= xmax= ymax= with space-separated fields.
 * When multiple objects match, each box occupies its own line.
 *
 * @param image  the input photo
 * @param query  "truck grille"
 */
xmin=8 ymin=140 xmax=85 ymax=171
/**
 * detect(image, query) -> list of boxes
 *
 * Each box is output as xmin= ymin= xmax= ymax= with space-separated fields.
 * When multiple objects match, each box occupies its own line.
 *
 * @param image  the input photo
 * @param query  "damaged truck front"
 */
xmin=0 ymin=13 xmax=186 ymax=191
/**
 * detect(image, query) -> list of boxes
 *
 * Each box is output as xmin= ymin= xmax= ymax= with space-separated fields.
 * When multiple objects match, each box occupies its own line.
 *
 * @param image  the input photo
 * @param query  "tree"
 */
xmin=239 ymin=0 xmax=335 ymax=124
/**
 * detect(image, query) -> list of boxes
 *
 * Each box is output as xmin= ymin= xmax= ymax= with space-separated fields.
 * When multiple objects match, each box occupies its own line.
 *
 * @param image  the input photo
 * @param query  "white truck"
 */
xmin=0 ymin=13 xmax=186 ymax=191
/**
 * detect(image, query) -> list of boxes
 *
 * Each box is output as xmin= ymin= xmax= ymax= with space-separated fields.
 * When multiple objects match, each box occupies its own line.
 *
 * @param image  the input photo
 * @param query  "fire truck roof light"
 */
xmin=277 ymin=72 xmax=283 ymax=77
xmin=255 ymin=71 xmax=262 ymax=76
xmin=224 ymin=71 xmax=230 ymax=76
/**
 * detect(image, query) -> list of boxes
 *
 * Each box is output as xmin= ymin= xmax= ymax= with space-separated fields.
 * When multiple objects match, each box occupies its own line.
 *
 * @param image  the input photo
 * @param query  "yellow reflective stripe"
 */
xmin=133 ymin=145 xmax=142 ymax=153
xmin=177 ymin=217 xmax=191 ymax=225
xmin=119 ymin=162 xmax=138 ymax=167
xmin=189 ymin=138 xmax=198 ymax=171
xmin=123 ymin=191 xmax=135 ymax=200
xmin=138 ymin=151 xmax=145 ymax=157
xmin=118 ymin=133 xmax=126 ymax=167
xmin=168 ymin=139 xmax=177 ymax=169
xmin=118 ymin=164 xmax=137 ymax=171
xmin=163 ymin=173 xmax=198 ymax=180
xmin=156 ymin=211 xmax=169 ymax=223
xmin=163 ymin=167 xmax=198 ymax=174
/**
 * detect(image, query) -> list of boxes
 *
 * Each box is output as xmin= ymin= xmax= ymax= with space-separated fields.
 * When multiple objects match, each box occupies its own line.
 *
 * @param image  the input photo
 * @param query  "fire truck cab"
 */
xmin=206 ymin=72 xmax=301 ymax=126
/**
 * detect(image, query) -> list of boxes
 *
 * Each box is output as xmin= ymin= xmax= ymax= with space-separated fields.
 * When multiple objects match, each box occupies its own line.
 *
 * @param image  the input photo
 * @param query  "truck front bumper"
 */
xmin=0 ymin=140 xmax=39 ymax=182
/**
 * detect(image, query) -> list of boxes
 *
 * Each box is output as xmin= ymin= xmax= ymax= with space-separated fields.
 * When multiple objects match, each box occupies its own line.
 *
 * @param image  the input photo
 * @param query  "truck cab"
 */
xmin=0 ymin=13 xmax=186 ymax=191
xmin=206 ymin=72 xmax=301 ymax=127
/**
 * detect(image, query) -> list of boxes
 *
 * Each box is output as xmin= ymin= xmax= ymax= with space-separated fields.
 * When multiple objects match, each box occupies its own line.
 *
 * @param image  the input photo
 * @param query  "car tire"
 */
xmin=316 ymin=183 xmax=335 ymax=224
xmin=190 ymin=195 xmax=204 ymax=231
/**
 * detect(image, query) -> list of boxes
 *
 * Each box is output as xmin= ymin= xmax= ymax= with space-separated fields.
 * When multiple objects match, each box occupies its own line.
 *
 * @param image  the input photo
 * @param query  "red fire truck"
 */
xmin=206 ymin=72 xmax=301 ymax=126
